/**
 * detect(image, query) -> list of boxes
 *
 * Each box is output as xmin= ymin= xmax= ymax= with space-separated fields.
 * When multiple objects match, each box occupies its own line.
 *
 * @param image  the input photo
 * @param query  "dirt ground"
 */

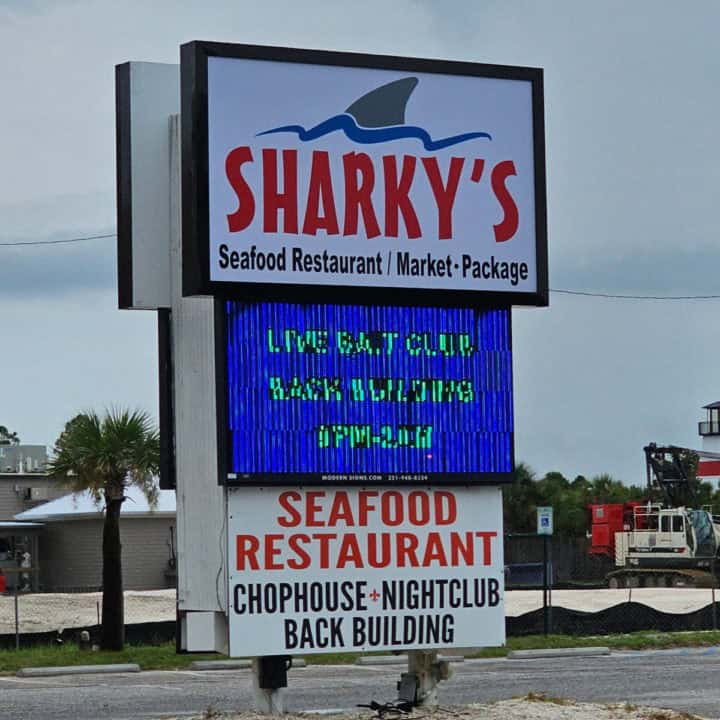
xmin=158 ymin=701 xmax=708 ymax=719
xmin=0 ymin=587 xmax=718 ymax=634
xmin=0 ymin=589 xmax=173 ymax=634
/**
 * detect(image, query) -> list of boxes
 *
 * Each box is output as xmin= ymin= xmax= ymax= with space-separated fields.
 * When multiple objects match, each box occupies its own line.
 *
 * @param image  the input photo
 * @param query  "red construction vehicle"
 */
xmin=590 ymin=444 xmax=720 ymax=588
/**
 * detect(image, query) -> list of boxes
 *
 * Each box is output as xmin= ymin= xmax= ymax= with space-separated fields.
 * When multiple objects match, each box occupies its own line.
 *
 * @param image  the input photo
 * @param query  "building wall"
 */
xmin=0 ymin=445 xmax=47 ymax=473
xmin=0 ymin=474 xmax=67 ymax=522
xmin=701 ymin=435 xmax=720 ymax=453
xmin=38 ymin=516 xmax=176 ymax=591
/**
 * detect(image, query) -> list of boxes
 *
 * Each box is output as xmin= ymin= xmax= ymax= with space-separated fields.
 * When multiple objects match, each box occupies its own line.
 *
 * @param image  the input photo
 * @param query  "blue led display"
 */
xmin=225 ymin=302 xmax=513 ymax=483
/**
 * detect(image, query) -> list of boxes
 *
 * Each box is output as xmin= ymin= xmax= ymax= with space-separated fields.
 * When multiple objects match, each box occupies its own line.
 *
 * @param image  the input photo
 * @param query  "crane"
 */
xmin=593 ymin=444 xmax=720 ymax=588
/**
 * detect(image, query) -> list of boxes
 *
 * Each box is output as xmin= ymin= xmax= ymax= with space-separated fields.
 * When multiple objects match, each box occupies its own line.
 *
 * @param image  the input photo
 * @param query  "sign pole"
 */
xmin=712 ymin=556 xmax=717 ymax=632
xmin=548 ymin=537 xmax=553 ymax=634
xmin=406 ymin=650 xmax=452 ymax=707
xmin=14 ymin=572 xmax=19 ymax=650
xmin=252 ymin=657 xmax=287 ymax=714
xmin=542 ymin=534 xmax=548 ymax=636
xmin=537 ymin=506 xmax=553 ymax=635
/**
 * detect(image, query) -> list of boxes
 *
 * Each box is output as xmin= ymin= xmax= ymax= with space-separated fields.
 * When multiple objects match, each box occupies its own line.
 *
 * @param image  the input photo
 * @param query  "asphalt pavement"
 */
xmin=1 ymin=648 xmax=720 ymax=720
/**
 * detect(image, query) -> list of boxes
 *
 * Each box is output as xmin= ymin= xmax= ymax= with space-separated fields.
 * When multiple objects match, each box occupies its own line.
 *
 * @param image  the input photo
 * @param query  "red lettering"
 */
xmin=434 ymin=491 xmax=457 ymax=525
xmin=367 ymin=533 xmax=391 ymax=568
xmin=343 ymin=152 xmax=380 ymax=238
xmin=383 ymin=155 xmax=420 ymax=239
xmin=381 ymin=491 xmax=404 ymax=526
xmin=396 ymin=532 xmax=420 ymax=567
xmin=305 ymin=491 xmax=325 ymax=527
xmin=476 ymin=531 xmax=498 ymax=566
xmin=328 ymin=491 xmax=354 ymax=526
xmin=357 ymin=490 xmax=378 ymax=526
xmin=302 ymin=151 xmax=339 ymax=235
xmin=277 ymin=491 xmax=302 ymax=527
xmin=287 ymin=533 xmax=311 ymax=570
xmin=264 ymin=533 xmax=284 ymax=570
xmin=337 ymin=533 xmax=364 ymax=568
xmin=450 ymin=531 xmax=475 ymax=565
xmin=408 ymin=491 xmax=430 ymax=525
xmin=225 ymin=147 xmax=255 ymax=232
xmin=312 ymin=533 xmax=337 ymax=569
xmin=235 ymin=534 xmax=260 ymax=570
xmin=422 ymin=531 xmax=448 ymax=566
xmin=491 ymin=160 xmax=519 ymax=242
xmin=262 ymin=148 xmax=298 ymax=234
xmin=470 ymin=158 xmax=485 ymax=183
xmin=422 ymin=156 xmax=464 ymax=239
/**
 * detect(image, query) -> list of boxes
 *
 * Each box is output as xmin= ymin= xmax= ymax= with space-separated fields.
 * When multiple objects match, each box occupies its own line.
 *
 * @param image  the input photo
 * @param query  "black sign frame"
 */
xmin=181 ymin=41 xmax=548 ymax=309
xmin=214 ymin=298 xmax=516 ymax=487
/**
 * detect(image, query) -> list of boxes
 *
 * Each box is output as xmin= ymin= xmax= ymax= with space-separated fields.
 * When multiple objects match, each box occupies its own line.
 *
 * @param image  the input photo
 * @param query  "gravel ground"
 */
xmin=156 ymin=701 xmax=708 ymax=719
xmin=1 ymin=587 xmax=718 ymax=634
xmin=0 ymin=589 xmax=174 ymax=634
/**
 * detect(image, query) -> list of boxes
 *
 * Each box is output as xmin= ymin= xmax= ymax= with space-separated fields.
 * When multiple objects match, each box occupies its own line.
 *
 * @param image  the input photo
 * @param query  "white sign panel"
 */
xmin=116 ymin=62 xmax=177 ymax=310
xmin=537 ymin=506 xmax=553 ymax=535
xmin=227 ymin=486 xmax=505 ymax=657
xmin=182 ymin=42 xmax=547 ymax=306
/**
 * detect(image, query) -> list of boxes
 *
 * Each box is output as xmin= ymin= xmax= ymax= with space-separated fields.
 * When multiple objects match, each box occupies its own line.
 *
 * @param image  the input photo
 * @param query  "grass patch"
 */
xmin=0 ymin=642 xmax=220 ymax=675
xmin=465 ymin=629 xmax=720 ymax=658
xmin=1 ymin=629 xmax=720 ymax=674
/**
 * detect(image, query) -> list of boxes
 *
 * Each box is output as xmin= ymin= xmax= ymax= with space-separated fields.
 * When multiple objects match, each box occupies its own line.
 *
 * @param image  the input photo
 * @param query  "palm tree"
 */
xmin=47 ymin=409 xmax=160 ymax=650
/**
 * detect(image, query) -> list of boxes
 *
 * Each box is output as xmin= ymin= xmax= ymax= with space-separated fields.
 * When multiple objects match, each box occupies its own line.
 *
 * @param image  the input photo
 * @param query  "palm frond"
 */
xmin=47 ymin=408 xmax=160 ymax=505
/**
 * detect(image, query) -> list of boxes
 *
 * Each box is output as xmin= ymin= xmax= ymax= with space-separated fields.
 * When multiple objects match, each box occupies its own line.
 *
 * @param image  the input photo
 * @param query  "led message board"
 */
xmin=220 ymin=302 xmax=513 ymax=485
xmin=182 ymin=41 xmax=547 ymax=307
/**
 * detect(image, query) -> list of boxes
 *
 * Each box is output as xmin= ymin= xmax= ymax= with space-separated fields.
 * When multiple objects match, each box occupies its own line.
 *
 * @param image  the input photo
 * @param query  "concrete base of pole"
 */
xmin=406 ymin=650 xmax=451 ymax=707
xmin=251 ymin=658 xmax=286 ymax=714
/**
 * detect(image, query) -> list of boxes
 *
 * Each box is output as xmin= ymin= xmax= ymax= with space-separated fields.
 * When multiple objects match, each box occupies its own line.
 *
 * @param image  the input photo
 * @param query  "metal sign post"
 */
xmin=537 ymin=508 xmax=553 ymax=634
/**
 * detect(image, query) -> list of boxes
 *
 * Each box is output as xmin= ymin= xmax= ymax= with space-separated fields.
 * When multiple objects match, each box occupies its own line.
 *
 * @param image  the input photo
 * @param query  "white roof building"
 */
xmin=12 ymin=487 xmax=177 ymax=592
xmin=15 ymin=487 xmax=176 ymax=522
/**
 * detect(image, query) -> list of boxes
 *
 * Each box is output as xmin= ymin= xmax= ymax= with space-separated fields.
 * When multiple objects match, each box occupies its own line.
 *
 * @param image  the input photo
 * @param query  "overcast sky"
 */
xmin=1 ymin=0 xmax=719 ymax=485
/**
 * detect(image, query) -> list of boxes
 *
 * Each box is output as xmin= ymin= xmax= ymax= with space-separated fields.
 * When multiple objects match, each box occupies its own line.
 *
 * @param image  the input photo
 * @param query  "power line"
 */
xmin=1 ymin=231 xmax=719 ymax=301
xmin=0 ymin=232 xmax=115 ymax=247
xmin=551 ymin=289 xmax=720 ymax=300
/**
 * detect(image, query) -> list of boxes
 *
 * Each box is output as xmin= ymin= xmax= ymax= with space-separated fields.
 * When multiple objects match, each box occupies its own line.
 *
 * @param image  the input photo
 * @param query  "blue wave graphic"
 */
xmin=257 ymin=113 xmax=491 ymax=150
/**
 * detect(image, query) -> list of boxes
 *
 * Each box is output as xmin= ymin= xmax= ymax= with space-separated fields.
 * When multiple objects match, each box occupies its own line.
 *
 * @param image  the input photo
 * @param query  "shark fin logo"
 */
xmin=223 ymin=76 xmax=519 ymax=245
xmin=257 ymin=77 xmax=492 ymax=150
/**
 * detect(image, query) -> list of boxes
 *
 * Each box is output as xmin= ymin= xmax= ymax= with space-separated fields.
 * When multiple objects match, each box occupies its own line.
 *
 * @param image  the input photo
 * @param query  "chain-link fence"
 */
xmin=0 ymin=570 xmax=176 ymax=649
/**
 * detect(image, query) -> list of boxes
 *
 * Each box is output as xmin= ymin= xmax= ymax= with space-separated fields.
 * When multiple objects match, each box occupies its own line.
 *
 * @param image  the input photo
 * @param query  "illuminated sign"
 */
xmin=227 ymin=485 xmax=505 ymax=656
xmin=182 ymin=42 xmax=547 ymax=307
xmin=220 ymin=301 xmax=513 ymax=484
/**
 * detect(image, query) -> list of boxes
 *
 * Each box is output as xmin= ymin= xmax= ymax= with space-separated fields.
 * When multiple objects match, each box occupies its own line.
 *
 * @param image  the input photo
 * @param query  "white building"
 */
xmin=14 ymin=488 xmax=177 ymax=591
xmin=697 ymin=401 xmax=720 ymax=481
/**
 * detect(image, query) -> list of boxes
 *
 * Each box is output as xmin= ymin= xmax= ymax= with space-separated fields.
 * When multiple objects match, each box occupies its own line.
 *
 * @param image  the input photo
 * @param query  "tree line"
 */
xmin=503 ymin=463 xmax=720 ymax=537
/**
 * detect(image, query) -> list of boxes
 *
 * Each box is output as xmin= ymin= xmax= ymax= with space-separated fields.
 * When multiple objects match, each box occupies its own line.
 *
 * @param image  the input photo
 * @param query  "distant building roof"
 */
xmin=0 ymin=522 xmax=43 ymax=531
xmin=14 ymin=486 xmax=175 ymax=522
xmin=704 ymin=401 xmax=720 ymax=409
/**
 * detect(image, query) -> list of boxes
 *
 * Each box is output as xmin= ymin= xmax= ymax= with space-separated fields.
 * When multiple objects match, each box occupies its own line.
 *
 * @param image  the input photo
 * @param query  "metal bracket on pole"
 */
xmin=252 ymin=656 xmax=290 ymax=714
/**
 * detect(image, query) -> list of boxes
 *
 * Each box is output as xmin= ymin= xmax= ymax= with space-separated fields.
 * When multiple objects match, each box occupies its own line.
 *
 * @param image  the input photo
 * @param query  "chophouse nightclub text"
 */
xmin=229 ymin=488 xmax=502 ymax=651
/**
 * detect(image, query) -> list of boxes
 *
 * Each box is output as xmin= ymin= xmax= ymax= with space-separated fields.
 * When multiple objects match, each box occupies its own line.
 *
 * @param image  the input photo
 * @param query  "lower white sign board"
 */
xmin=227 ymin=485 xmax=505 ymax=656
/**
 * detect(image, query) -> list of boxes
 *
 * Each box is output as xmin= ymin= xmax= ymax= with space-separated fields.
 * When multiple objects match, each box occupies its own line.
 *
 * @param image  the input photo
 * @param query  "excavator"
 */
xmin=591 ymin=444 xmax=720 ymax=588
